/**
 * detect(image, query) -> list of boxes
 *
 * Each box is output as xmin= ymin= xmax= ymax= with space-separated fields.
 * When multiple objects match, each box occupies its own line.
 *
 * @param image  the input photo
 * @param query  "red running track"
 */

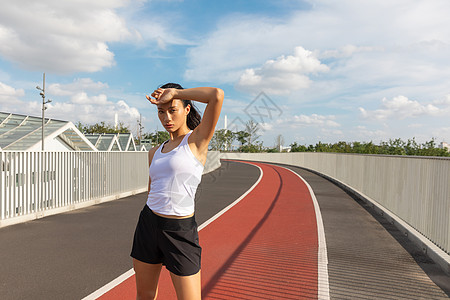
xmin=96 ymin=160 xmax=319 ymax=299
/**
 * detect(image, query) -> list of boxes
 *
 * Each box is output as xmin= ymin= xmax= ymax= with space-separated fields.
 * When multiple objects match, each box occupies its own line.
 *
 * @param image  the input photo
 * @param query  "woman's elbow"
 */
xmin=215 ymin=88 xmax=224 ymax=102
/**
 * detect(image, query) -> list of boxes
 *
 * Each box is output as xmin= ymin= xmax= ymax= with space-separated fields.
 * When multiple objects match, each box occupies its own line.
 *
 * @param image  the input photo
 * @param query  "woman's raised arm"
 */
xmin=149 ymin=87 xmax=224 ymax=151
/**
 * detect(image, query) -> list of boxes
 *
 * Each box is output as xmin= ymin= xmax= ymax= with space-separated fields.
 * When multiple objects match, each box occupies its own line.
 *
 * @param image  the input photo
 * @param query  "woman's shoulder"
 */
xmin=148 ymin=145 xmax=160 ymax=162
xmin=148 ymin=144 xmax=159 ymax=153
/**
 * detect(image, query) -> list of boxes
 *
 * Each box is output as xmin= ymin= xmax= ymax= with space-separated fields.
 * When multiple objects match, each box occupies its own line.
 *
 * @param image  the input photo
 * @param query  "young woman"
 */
xmin=130 ymin=83 xmax=224 ymax=300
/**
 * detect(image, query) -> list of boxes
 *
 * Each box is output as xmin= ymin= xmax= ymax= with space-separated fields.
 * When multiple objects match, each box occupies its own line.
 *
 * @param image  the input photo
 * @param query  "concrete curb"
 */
xmin=0 ymin=188 xmax=147 ymax=229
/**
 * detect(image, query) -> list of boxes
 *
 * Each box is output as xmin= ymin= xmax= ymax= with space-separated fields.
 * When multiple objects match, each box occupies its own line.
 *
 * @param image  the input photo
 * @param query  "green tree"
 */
xmin=417 ymin=138 xmax=449 ymax=156
xmin=239 ymin=141 xmax=263 ymax=153
xmin=223 ymin=129 xmax=235 ymax=151
xmin=287 ymin=137 xmax=449 ymax=157
xmin=210 ymin=129 xmax=228 ymax=150
xmin=235 ymin=131 xmax=250 ymax=146
xmin=266 ymin=147 xmax=279 ymax=153
xmin=290 ymin=142 xmax=308 ymax=152
xmin=381 ymin=138 xmax=406 ymax=155
xmin=244 ymin=120 xmax=260 ymax=146
xmin=314 ymin=141 xmax=330 ymax=152
xmin=142 ymin=131 xmax=170 ymax=145
xmin=76 ymin=121 xmax=129 ymax=134
xmin=336 ymin=141 xmax=352 ymax=153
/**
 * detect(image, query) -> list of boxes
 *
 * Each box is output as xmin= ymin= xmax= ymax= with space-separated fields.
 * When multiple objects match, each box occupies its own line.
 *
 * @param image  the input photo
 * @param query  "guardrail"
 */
xmin=0 ymin=150 xmax=221 ymax=228
xmin=0 ymin=151 xmax=148 ymax=227
xmin=220 ymin=152 xmax=450 ymax=258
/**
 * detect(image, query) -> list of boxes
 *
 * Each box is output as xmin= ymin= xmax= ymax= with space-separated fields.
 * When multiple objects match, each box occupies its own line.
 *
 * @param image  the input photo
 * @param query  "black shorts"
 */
xmin=130 ymin=204 xmax=201 ymax=276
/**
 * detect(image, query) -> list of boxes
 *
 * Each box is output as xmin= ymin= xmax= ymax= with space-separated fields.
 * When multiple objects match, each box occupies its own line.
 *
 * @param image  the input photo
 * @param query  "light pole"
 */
xmin=137 ymin=114 xmax=144 ymax=146
xmin=36 ymin=73 xmax=52 ymax=151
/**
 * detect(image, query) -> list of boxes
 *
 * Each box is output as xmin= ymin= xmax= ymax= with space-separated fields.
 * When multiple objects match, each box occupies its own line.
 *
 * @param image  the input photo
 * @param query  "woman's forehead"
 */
xmin=157 ymin=99 xmax=182 ymax=109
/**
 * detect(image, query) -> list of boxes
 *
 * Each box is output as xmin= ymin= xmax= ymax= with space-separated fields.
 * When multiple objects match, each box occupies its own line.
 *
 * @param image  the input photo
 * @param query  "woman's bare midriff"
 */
xmin=152 ymin=210 xmax=194 ymax=219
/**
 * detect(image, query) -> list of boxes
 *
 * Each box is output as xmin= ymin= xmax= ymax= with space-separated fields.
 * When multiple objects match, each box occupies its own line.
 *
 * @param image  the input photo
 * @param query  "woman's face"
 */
xmin=157 ymin=99 xmax=190 ymax=132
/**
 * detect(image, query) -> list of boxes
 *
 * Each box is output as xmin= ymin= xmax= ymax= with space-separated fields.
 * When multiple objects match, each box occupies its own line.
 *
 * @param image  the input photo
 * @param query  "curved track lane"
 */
xmin=93 ymin=160 xmax=327 ymax=299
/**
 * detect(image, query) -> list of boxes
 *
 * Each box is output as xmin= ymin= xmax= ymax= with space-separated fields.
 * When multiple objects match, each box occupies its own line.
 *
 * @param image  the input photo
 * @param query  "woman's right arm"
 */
xmin=148 ymin=146 xmax=158 ymax=194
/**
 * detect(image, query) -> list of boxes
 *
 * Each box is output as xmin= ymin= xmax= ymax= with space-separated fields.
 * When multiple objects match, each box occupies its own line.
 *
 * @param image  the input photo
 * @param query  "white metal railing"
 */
xmin=220 ymin=152 xmax=450 ymax=255
xmin=0 ymin=150 xmax=221 ymax=227
xmin=0 ymin=151 xmax=148 ymax=222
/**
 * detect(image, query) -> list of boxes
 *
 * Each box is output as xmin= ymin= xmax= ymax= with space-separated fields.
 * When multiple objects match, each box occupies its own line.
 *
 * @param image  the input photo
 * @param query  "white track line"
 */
xmin=198 ymin=164 xmax=263 ymax=231
xmin=81 ymin=163 xmax=263 ymax=300
xmin=81 ymin=269 xmax=135 ymax=300
xmin=280 ymin=165 xmax=330 ymax=300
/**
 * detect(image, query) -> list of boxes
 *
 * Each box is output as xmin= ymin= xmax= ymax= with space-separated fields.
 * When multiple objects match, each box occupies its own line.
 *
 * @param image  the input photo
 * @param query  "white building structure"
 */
xmin=439 ymin=142 xmax=450 ymax=152
xmin=85 ymin=133 xmax=137 ymax=151
xmin=1 ymin=112 xmax=142 ymax=152
xmin=0 ymin=112 xmax=96 ymax=151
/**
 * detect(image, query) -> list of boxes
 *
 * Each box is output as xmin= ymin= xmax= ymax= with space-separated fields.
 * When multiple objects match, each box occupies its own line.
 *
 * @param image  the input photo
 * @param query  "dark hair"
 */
xmin=159 ymin=83 xmax=202 ymax=130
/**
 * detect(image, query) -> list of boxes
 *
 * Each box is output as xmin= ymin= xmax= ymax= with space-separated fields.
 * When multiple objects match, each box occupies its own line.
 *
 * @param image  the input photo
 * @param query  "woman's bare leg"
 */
xmin=170 ymin=270 xmax=201 ymax=300
xmin=133 ymin=258 xmax=162 ymax=300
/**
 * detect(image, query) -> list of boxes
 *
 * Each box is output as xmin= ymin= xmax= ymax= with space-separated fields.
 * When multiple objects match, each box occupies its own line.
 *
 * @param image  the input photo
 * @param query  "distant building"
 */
xmin=117 ymin=133 xmax=137 ymax=151
xmin=85 ymin=133 xmax=138 ymax=151
xmin=140 ymin=139 xmax=156 ymax=152
xmin=439 ymin=142 xmax=450 ymax=152
xmin=137 ymin=144 xmax=148 ymax=151
xmin=281 ymin=146 xmax=291 ymax=152
xmin=0 ymin=112 xmax=96 ymax=151
xmin=0 ymin=111 xmax=144 ymax=152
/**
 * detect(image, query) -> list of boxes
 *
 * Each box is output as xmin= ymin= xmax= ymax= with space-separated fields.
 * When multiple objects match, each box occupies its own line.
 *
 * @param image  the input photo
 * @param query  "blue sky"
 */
xmin=1 ymin=0 xmax=449 ymax=147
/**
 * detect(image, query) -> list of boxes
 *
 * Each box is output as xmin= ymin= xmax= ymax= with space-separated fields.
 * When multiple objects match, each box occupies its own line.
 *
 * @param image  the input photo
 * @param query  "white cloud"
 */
xmin=291 ymin=114 xmax=340 ymax=128
xmin=184 ymin=0 xmax=450 ymax=104
xmin=0 ymin=82 xmax=25 ymax=103
xmin=117 ymin=0 xmax=196 ymax=51
xmin=432 ymin=127 xmax=450 ymax=142
xmin=219 ymin=98 xmax=255 ymax=117
xmin=236 ymin=46 xmax=329 ymax=94
xmin=408 ymin=123 xmax=424 ymax=129
xmin=353 ymin=126 xmax=387 ymax=142
xmin=0 ymin=94 xmax=43 ymax=117
xmin=432 ymin=94 xmax=450 ymax=106
xmin=48 ymin=78 xmax=109 ymax=96
xmin=70 ymin=93 xmax=109 ymax=105
xmin=320 ymin=128 xmax=343 ymax=136
xmin=320 ymin=45 xmax=382 ymax=59
xmin=45 ymin=94 xmax=140 ymax=127
xmin=260 ymin=114 xmax=342 ymax=145
xmin=0 ymin=0 xmax=191 ymax=74
xmin=258 ymin=122 xmax=274 ymax=131
xmin=184 ymin=13 xmax=300 ymax=83
xmin=0 ymin=1 xmax=133 ymax=73
xmin=117 ymin=100 xmax=140 ymax=120
xmin=359 ymin=95 xmax=446 ymax=120
xmin=46 ymin=78 xmax=109 ymax=96
xmin=129 ymin=20 xmax=194 ymax=48
xmin=0 ymin=81 xmax=140 ymax=128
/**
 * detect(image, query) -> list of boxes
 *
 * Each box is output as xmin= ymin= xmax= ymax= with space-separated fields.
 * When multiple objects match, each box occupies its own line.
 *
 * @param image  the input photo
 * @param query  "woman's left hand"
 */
xmin=146 ymin=88 xmax=178 ymax=105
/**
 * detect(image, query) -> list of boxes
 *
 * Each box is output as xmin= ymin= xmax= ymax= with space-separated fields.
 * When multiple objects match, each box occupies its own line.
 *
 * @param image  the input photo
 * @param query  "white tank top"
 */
xmin=146 ymin=130 xmax=204 ymax=216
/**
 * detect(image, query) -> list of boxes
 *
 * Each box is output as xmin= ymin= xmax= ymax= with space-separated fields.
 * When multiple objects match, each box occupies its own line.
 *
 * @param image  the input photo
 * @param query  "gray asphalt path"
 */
xmin=1 ymin=159 xmax=448 ymax=299
xmin=0 ymin=160 xmax=260 ymax=300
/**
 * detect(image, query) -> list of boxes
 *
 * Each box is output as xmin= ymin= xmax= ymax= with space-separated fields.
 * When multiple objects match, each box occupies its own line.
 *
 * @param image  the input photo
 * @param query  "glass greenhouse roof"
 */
xmin=84 ymin=133 xmax=137 ymax=151
xmin=0 ymin=112 xmax=95 ymax=151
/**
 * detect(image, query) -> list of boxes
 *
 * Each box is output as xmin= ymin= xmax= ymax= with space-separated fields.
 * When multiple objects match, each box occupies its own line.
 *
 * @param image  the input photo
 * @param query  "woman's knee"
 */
xmin=136 ymin=288 xmax=157 ymax=300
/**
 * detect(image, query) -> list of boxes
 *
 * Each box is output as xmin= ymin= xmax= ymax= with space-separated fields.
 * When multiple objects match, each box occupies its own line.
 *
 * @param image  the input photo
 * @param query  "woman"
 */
xmin=130 ymin=83 xmax=224 ymax=300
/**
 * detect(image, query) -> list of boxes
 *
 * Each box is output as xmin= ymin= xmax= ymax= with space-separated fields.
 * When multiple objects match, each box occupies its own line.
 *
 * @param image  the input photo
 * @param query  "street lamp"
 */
xmin=137 ymin=114 xmax=144 ymax=146
xmin=36 ymin=73 xmax=52 ymax=151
